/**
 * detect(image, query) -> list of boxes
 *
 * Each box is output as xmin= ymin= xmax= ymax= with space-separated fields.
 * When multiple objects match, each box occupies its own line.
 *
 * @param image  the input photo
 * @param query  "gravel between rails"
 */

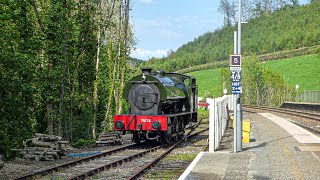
xmin=95 ymin=148 xmax=168 ymax=179
xmin=41 ymin=148 xmax=152 ymax=179
xmin=0 ymin=135 xmax=133 ymax=179
xmin=141 ymin=124 xmax=209 ymax=179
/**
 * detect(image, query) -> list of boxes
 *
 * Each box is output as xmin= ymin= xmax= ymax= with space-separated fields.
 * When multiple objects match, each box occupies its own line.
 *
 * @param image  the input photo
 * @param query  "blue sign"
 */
xmin=232 ymin=81 xmax=241 ymax=94
xmin=232 ymin=86 xmax=241 ymax=94
xmin=232 ymin=82 xmax=241 ymax=86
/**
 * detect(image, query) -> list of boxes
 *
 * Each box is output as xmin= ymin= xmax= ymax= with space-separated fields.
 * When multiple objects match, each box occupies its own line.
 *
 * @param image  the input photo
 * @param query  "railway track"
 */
xmin=15 ymin=121 xmax=207 ymax=180
xmin=141 ymin=126 xmax=209 ymax=179
xmin=127 ymin=127 xmax=208 ymax=179
xmin=243 ymin=105 xmax=320 ymax=121
xmin=15 ymin=143 xmax=137 ymax=179
xmin=243 ymin=105 xmax=320 ymax=134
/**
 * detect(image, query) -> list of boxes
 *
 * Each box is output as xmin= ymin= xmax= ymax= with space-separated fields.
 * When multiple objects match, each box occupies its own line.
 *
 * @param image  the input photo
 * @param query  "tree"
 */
xmin=0 ymin=0 xmax=42 ymax=158
xmin=218 ymin=0 xmax=237 ymax=26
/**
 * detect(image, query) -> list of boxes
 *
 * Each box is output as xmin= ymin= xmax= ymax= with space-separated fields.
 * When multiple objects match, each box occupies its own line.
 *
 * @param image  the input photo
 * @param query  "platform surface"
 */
xmin=179 ymin=112 xmax=320 ymax=180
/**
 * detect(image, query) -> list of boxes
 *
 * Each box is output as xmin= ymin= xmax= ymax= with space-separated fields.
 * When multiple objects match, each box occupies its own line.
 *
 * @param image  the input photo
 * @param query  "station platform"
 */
xmin=179 ymin=112 xmax=320 ymax=179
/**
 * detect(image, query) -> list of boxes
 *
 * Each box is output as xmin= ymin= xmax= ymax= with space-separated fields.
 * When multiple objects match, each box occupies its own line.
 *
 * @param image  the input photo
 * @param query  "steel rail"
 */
xmin=15 ymin=143 xmax=137 ymax=180
xmin=244 ymin=105 xmax=320 ymax=117
xmin=67 ymin=145 xmax=164 ymax=180
xmin=126 ymin=127 xmax=209 ymax=180
xmin=243 ymin=105 xmax=320 ymax=134
xmin=67 ymin=120 xmax=206 ymax=180
xmin=243 ymin=105 xmax=320 ymax=121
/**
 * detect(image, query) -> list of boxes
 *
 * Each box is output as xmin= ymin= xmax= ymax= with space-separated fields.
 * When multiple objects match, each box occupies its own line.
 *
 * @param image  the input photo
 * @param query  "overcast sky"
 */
xmin=130 ymin=0 xmax=310 ymax=60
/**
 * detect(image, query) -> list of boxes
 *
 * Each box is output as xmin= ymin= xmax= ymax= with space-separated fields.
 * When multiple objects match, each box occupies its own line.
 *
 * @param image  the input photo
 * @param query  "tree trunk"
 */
xmin=30 ymin=0 xmax=45 ymax=33
xmin=104 ymin=40 xmax=115 ymax=132
xmin=47 ymin=103 xmax=53 ymax=135
xmin=117 ymin=0 xmax=130 ymax=114
xmin=92 ymin=2 xmax=102 ymax=139
xmin=58 ymin=0 xmax=68 ymax=137
xmin=113 ymin=1 xmax=123 ymax=115
xmin=100 ymin=0 xmax=116 ymax=132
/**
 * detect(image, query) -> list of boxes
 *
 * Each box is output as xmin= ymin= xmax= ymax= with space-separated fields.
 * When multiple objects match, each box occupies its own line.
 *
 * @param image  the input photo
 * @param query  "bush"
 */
xmin=198 ymin=108 xmax=209 ymax=122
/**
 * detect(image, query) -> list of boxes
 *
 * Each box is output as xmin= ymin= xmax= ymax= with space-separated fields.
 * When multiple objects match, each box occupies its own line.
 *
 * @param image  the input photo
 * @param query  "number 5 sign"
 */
xmin=230 ymin=55 xmax=241 ymax=66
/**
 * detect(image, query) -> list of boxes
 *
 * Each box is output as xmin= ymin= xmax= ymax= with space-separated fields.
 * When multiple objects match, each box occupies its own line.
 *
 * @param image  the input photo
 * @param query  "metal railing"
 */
xmin=206 ymin=95 xmax=231 ymax=152
xmin=297 ymin=90 xmax=320 ymax=103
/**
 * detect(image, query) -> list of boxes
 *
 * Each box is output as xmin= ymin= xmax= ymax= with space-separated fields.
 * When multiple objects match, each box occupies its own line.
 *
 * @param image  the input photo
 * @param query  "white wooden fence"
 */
xmin=206 ymin=95 xmax=232 ymax=152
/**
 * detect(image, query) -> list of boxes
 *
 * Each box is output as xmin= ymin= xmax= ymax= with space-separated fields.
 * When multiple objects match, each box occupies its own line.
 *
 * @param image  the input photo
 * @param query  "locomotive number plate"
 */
xmin=141 ymin=119 xmax=151 ymax=123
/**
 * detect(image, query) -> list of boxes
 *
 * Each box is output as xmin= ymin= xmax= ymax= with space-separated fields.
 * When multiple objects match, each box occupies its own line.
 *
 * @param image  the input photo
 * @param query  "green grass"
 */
xmin=187 ymin=68 xmax=222 ymax=98
xmin=186 ymin=54 xmax=320 ymax=98
xmin=263 ymin=54 xmax=320 ymax=91
xmin=166 ymin=153 xmax=197 ymax=161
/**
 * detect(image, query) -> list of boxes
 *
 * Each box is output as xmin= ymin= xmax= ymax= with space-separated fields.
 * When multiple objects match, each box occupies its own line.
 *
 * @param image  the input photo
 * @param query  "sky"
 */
xmin=130 ymin=0 xmax=310 ymax=60
xmin=130 ymin=0 xmax=223 ymax=60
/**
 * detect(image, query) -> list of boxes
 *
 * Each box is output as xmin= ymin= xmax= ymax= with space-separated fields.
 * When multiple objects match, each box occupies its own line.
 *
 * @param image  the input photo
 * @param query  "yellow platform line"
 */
xmin=279 ymin=142 xmax=303 ymax=180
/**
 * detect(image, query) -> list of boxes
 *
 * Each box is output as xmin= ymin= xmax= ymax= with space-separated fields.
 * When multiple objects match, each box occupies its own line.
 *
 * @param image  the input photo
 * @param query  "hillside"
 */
xmin=189 ymin=54 xmax=320 ymax=98
xmin=188 ymin=69 xmax=222 ymax=98
xmin=142 ymin=1 xmax=320 ymax=72
xmin=263 ymin=54 xmax=320 ymax=91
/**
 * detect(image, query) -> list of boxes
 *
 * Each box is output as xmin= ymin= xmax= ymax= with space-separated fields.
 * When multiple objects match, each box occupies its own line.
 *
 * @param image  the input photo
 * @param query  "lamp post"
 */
xmin=235 ymin=0 xmax=242 ymax=152
xmin=232 ymin=0 xmax=244 ymax=153
xmin=238 ymin=0 xmax=241 ymax=54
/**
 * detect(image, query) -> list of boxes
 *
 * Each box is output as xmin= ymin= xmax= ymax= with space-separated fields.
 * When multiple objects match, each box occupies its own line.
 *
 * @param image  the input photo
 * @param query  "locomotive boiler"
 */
xmin=114 ymin=68 xmax=198 ymax=143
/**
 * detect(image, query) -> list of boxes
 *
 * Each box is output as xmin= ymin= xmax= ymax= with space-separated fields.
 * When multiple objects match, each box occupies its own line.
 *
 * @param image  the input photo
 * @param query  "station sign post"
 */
xmin=230 ymin=55 xmax=242 ymax=153
xmin=230 ymin=56 xmax=242 ymax=95
xmin=233 ymin=0 xmax=243 ymax=153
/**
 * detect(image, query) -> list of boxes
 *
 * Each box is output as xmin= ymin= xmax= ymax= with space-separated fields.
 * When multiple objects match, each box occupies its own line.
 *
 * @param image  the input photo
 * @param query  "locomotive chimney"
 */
xmin=141 ymin=67 xmax=152 ymax=75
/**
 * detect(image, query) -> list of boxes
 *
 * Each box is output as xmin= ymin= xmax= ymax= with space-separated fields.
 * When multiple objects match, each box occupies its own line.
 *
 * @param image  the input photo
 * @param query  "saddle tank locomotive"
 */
xmin=114 ymin=68 xmax=198 ymax=143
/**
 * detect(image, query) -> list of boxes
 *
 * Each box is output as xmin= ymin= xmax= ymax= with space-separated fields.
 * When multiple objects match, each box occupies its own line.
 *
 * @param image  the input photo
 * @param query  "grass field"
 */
xmin=187 ymin=68 xmax=223 ymax=98
xmin=187 ymin=54 xmax=320 ymax=98
xmin=263 ymin=54 xmax=320 ymax=91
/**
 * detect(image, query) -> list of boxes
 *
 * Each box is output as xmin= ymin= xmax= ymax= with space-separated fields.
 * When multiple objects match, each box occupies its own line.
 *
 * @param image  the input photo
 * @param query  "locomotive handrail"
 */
xmin=129 ymin=80 xmax=158 ymax=84
xmin=166 ymin=112 xmax=192 ymax=117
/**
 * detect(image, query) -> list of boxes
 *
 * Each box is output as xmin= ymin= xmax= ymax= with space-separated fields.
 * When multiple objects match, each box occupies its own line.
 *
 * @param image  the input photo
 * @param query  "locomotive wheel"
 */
xmin=179 ymin=117 xmax=185 ymax=138
xmin=160 ymin=133 xmax=172 ymax=144
xmin=172 ymin=117 xmax=179 ymax=141
xmin=164 ymin=136 xmax=172 ymax=144
xmin=134 ymin=139 xmax=141 ymax=144
xmin=173 ymin=117 xmax=179 ymax=133
xmin=179 ymin=117 xmax=184 ymax=131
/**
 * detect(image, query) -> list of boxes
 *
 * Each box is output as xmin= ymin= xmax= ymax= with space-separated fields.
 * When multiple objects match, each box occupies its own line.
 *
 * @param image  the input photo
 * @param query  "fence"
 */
xmin=206 ymin=95 xmax=232 ymax=152
xmin=297 ymin=90 xmax=320 ymax=103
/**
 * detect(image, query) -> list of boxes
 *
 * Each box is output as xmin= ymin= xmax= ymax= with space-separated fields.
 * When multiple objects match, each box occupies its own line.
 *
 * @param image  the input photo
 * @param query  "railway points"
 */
xmin=179 ymin=110 xmax=320 ymax=179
